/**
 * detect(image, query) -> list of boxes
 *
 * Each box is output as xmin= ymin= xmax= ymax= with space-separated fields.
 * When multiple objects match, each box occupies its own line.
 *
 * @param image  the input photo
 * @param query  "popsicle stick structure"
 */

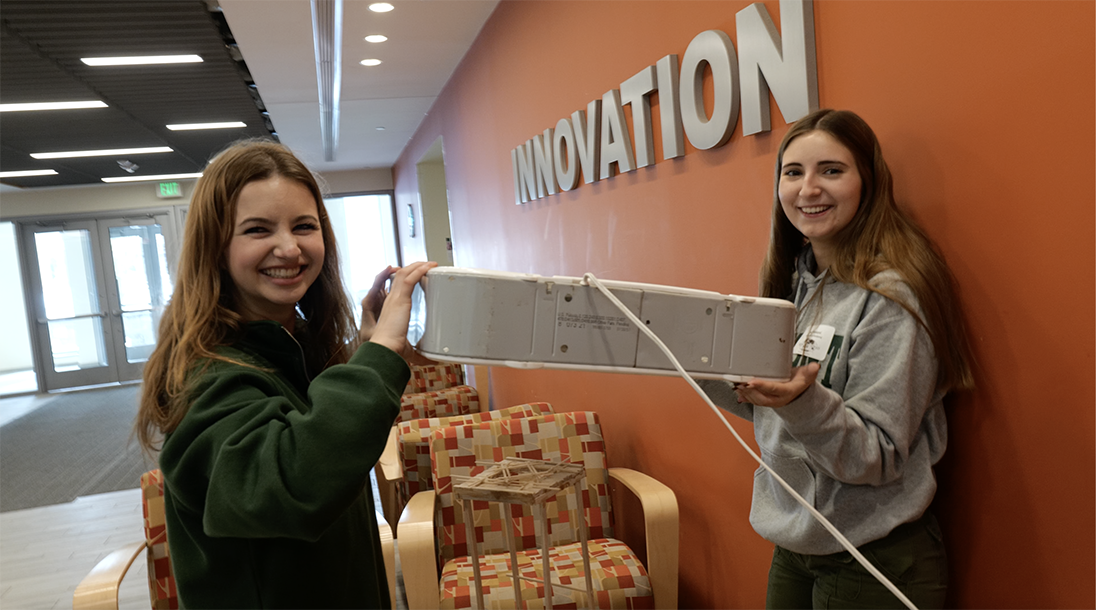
xmin=452 ymin=457 xmax=594 ymax=610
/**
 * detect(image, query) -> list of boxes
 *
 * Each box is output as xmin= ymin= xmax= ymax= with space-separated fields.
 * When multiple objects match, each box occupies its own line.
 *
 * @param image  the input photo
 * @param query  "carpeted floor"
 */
xmin=0 ymin=384 xmax=157 ymax=512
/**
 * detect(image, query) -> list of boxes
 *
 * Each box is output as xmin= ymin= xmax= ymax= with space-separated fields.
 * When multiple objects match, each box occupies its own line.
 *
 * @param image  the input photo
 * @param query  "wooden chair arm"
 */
xmin=375 ymin=427 xmax=403 ymax=530
xmin=472 ymin=365 xmax=491 ymax=411
xmin=72 ymin=540 xmax=147 ymax=610
xmin=377 ymin=514 xmax=397 ymax=610
xmin=609 ymin=467 xmax=679 ymax=610
xmin=399 ymin=489 xmax=440 ymax=610
xmin=378 ymin=426 xmax=401 ymax=483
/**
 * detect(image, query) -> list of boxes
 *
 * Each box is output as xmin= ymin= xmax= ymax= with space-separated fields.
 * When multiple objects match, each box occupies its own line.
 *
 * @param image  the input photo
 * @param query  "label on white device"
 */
xmin=792 ymin=324 xmax=835 ymax=361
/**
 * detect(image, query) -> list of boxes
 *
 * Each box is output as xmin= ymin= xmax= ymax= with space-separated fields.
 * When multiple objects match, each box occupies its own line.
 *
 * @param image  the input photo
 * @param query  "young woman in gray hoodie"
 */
xmin=701 ymin=109 xmax=974 ymax=609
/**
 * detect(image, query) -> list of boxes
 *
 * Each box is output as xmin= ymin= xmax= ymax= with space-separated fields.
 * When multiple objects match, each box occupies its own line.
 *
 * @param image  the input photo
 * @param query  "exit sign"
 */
xmin=156 ymin=181 xmax=182 ymax=198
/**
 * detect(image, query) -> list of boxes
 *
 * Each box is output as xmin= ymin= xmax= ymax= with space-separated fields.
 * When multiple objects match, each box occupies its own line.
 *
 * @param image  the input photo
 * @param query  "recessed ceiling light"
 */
xmin=360 ymin=59 xmax=382 ymax=67
xmin=81 ymin=55 xmax=203 ymax=66
xmin=0 ymin=101 xmax=107 ymax=112
xmin=369 ymin=3 xmax=394 ymax=13
xmin=31 ymin=146 xmax=173 ymax=160
xmin=102 ymin=172 xmax=203 ymax=184
xmin=166 ymin=121 xmax=247 ymax=131
xmin=0 ymin=169 xmax=58 ymax=178
xmin=376 ymin=126 xmax=386 ymax=131
xmin=365 ymin=34 xmax=388 ymax=43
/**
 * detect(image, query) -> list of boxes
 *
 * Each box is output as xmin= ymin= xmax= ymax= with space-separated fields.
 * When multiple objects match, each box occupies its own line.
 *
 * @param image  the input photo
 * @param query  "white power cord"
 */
xmin=581 ymin=272 xmax=918 ymax=610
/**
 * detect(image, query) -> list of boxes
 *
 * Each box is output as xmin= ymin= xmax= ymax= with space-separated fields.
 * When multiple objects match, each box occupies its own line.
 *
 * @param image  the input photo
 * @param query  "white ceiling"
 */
xmin=219 ymin=0 xmax=499 ymax=173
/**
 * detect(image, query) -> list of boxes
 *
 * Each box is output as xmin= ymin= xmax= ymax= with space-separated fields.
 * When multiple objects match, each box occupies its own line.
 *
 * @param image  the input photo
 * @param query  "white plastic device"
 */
xmin=414 ymin=267 xmax=796 ymax=382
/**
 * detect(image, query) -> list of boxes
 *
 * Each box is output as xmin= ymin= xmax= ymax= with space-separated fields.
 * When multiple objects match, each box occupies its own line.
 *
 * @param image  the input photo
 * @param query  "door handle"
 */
xmin=37 ymin=312 xmax=107 ymax=324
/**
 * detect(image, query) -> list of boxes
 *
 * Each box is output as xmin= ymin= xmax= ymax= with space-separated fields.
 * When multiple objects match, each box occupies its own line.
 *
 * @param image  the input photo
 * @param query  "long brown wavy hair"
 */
xmin=136 ymin=140 xmax=357 ymax=452
xmin=759 ymin=109 xmax=974 ymax=392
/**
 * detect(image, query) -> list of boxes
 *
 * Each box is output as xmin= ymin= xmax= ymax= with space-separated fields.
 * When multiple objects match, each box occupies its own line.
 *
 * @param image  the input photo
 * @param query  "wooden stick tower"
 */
xmin=453 ymin=457 xmax=595 ymax=610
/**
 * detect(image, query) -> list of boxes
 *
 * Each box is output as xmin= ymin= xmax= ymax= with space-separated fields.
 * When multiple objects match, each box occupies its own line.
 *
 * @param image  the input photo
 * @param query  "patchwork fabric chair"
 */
xmin=396 ymin=402 xmax=555 ymax=508
xmin=73 ymin=469 xmax=178 ymax=609
xmin=404 ymin=363 xmax=467 ymax=395
xmin=377 ymin=401 xmax=553 ymax=531
xmin=379 ymin=365 xmax=483 ymax=526
xmin=399 ymin=384 xmax=481 ymax=423
xmin=379 ymin=384 xmax=481 ymax=526
xmin=399 ymin=412 xmax=679 ymax=610
xmin=75 ymin=470 xmax=398 ymax=610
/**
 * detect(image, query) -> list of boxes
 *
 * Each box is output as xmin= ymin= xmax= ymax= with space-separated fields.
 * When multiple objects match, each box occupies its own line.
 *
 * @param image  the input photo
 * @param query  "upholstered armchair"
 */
xmin=73 ymin=470 xmax=178 ymax=609
xmin=403 ymin=362 xmax=468 ymax=395
xmin=398 ymin=412 xmax=679 ymax=609
xmin=399 ymin=384 xmax=481 ymax=423
xmin=74 ymin=470 xmax=398 ymax=610
xmin=377 ymin=402 xmax=555 ymax=531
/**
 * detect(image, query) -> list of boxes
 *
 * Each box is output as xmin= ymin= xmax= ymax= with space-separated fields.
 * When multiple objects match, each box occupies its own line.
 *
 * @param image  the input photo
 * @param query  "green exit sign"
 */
xmin=156 ymin=181 xmax=182 ymax=198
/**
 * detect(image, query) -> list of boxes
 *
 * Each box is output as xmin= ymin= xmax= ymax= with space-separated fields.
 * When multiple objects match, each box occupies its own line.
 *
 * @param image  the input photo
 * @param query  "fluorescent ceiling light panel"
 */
xmin=0 ymin=169 xmax=59 ymax=178
xmin=0 ymin=101 xmax=107 ymax=112
xmin=81 ymin=55 xmax=203 ymax=66
xmin=365 ymin=35 xmax=387 ymax=43
xmin=360 ymin=58 xmax=382 ymax=66
xmin=311 ymin=0 xmax=344 ymax=162
xmin=31 ymin=146 xmax=173 ymax=160
xmin=166 ymin=121 xmax=247 ymax=130
xmin=369 ymin=3 xmax=393 ymax=13
xmin=102 ymin=172 xmax=202 ymax=183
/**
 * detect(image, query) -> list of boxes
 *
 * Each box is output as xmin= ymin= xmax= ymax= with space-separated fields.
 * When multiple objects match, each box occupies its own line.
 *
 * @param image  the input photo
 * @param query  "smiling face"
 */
xmin=778 ymin=130 xmax=863 ymax=270
xmin=225 ymin=175 xmax=325 ymax=328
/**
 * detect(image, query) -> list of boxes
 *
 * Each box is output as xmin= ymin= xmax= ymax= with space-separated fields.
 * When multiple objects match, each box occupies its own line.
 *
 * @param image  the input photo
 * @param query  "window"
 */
xmin=324 ymin=193 xmax=400 ymax=327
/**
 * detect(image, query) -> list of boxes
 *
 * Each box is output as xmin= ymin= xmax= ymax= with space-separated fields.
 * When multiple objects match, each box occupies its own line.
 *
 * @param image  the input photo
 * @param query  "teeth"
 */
xmin=262 ymin=267 xmax=301 ymax=278
xmin=801 ymin=206 xmax=830 ymax=214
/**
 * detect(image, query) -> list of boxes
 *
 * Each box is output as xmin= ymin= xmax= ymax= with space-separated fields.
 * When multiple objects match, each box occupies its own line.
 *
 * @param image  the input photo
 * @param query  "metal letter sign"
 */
xmin=510 ymin=0 xmax=819 ymax=204
xmin=680 ymin=30 xmax=740 ymax=151
xmin=737 ymin=0 xmax=819 ymax=135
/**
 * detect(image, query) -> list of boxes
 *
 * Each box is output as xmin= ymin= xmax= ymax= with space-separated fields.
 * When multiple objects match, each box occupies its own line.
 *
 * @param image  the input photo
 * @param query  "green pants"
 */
xmin=766 ymin=512 xmax=948 ymax=609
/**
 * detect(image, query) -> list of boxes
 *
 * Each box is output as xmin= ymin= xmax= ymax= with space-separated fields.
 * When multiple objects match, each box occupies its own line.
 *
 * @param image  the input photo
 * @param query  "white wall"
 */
xmin=320 ymin=168 xmax=394 ymax=195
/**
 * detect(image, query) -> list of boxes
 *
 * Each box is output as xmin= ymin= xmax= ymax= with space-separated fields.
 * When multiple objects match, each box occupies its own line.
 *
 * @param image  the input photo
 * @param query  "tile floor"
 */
xmin=0 ymin=487 xmax=148 ymax=609
xmin=0 ymin=393 xmax=410 ymax=609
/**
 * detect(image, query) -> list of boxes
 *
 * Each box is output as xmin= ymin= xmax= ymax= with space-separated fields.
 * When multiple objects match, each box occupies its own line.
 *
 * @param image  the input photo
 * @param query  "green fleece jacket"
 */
xmin=159 ymin=321 xmax=408 ymax=609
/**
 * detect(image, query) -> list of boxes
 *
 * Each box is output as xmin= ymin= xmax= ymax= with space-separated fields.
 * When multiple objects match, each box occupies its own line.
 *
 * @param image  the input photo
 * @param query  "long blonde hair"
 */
xmin=760 ymin=109 xmax=974 ymax=391
xmin=137 ymin=141 xmax=356 ymax=452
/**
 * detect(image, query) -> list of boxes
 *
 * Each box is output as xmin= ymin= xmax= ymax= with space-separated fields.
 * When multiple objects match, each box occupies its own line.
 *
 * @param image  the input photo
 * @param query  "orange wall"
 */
xmin=393 ymin=1 xmax=1095 ymax=607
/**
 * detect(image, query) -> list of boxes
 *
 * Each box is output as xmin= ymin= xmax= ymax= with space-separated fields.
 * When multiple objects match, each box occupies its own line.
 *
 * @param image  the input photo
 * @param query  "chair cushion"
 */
xmin=141 ymin=469 xmax=178 ymax=609
xmin=397 ymin=403 xmax=554 ymax=506
xmin=430 ymin=412 xmax=613 ymax=565
xmin=399 ymin=384 xmax=480 ymax=422
xmin=404 ymin=363 xmax=466 ymax=394
xmin=438 ymin=538 xmax=652 ymax=610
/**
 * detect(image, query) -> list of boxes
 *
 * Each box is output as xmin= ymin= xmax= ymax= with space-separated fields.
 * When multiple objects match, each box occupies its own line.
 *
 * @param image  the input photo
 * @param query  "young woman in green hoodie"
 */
xmin=137 ymin=140 xmax=434 ymax=608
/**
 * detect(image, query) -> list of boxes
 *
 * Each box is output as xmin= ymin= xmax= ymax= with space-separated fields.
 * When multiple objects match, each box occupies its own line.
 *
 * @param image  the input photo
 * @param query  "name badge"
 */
xmin=792 ymin=324 xmax=835 ymax=361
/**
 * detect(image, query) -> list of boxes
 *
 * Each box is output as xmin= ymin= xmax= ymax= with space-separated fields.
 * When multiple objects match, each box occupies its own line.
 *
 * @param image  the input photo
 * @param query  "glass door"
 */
xmin=21 ymin=214 xmax=176 ymax=391
xmin=23 ymin=220 xmax=118 ymax=390
xmin=98 ymin=216 xmax=174 ymax=381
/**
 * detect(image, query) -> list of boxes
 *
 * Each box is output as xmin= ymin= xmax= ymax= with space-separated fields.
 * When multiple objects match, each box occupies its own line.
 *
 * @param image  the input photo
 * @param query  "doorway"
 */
xmin=416 ymin=138 xmax=454 ymax=266
xmin=20 ymin=213 xmax=177 ymax=392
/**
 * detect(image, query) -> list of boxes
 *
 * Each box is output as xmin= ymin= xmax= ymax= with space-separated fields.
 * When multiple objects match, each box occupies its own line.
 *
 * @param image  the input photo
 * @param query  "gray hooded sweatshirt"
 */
xmin=700 ymin=247 xmax=947 ymax=555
